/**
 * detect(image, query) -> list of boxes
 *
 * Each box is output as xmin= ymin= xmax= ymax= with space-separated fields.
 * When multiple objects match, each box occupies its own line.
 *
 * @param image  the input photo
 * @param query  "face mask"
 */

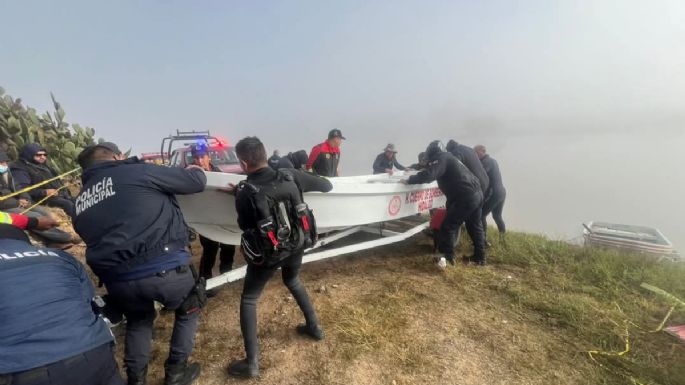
xmin=0 ymin=165 xmax=7 ymax=174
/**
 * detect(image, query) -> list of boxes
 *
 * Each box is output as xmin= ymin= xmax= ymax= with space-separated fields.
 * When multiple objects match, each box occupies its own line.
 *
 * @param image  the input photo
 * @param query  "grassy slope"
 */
xmin=101 ymin=226 xmax=684 ymax=385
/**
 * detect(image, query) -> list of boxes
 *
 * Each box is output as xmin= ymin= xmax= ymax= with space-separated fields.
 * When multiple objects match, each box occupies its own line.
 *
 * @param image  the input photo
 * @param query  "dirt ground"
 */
xmin=86 ymin=235 xmax=604 ymax=385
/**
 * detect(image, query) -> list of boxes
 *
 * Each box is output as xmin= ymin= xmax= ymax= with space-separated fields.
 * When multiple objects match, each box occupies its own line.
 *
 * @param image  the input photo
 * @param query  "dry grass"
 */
xmin=47 ymin=206 xmax=684 ymax=385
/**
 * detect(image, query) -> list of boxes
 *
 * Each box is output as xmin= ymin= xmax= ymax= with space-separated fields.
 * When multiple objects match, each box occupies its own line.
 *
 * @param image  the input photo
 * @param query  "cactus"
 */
xmin=0 ymin=87 xmax=102 ymax=173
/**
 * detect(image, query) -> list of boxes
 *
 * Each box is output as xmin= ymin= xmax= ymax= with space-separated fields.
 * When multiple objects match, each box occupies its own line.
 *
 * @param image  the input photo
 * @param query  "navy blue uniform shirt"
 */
xmin=0 ymin=239 xmax=113 ymax=374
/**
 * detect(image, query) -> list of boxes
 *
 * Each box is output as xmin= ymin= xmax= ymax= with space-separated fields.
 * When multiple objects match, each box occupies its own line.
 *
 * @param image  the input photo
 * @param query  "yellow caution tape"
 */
xmin=0 ymin=168 xmax=80 ymax=202
xmin=20 ymin=183 xmax=76 ymax=215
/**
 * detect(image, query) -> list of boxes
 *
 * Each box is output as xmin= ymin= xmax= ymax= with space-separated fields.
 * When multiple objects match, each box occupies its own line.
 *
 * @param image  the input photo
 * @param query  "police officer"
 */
xmin=276 ymin=149 xmax=308 ymax=170
xmin=190 ymin=147 xmax=235 ymax=280
xmin=306 ymin=129 xmax=345 ymax=176
xmin=372 ymin=143 xmax=406 ymax=174
xmin=445 ymin=140 xmax=489 ymax=195
xmin=0 ymin=223 xmax=125 ymax=385
xmin=474 ymin=145 xmax=506 ymax=241
xmin=73 ymin=142 xmax=207 ymax=385
xmin=402 ymin=141 xmax=487 ymax=266
xmin=227 ymin=137 xmax=332 ymax=378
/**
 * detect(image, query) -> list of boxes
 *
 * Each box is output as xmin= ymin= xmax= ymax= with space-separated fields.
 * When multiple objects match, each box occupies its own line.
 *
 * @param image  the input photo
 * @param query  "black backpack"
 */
xmin=238 ymin=170 xmax=317 ymax=267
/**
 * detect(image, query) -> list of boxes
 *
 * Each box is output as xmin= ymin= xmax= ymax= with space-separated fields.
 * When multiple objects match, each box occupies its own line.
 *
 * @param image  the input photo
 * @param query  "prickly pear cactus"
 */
xmin=0 ymin=87 xmax=101 ymax=173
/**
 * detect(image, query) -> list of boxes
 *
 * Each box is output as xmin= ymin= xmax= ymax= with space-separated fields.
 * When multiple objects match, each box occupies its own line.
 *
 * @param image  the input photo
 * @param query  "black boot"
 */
xmin=227 ymin=359 xmax=259 ymax=378
xmin=164 ymin=360 xmax=201 ymax=385
xmin=127 ymin=366 xmax=148 ymax=385
xmin=462 ymin=255 xmax=486 ymax=266
xmin=296 ymin=323 xmax=325 ymax=341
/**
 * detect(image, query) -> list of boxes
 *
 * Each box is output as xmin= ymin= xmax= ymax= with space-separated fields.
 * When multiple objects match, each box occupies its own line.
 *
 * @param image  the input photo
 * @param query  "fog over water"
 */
xmin=2 ymin=1 xmax=683 ymax=248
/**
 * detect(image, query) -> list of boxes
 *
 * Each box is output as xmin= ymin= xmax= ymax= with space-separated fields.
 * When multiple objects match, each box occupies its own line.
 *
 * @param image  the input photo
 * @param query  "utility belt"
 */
xmin=99 ymin=240 xmax=189 ymax=283
xmin=176 ymin=264 xmax=207 ymax=316
xmin=0 ymin=342 xmax=113 ymax=385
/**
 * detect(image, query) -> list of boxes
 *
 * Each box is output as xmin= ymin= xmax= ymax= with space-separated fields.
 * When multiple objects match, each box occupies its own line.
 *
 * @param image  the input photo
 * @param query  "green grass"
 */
xmin=486 ymin=231 xmax=685 ymax=385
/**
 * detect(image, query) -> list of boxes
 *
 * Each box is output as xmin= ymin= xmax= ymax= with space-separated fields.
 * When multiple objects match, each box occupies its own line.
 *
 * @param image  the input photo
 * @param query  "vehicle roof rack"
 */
xmin=160 ymin=129 xmax=220 ymax=164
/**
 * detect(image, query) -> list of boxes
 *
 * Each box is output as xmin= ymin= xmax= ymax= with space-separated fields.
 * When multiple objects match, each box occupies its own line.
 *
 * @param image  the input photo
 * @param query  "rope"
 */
xmin=20 ymin=183 xmax=76 ymax=215
xmin=0 ymin=168 xmax=80 ymax=202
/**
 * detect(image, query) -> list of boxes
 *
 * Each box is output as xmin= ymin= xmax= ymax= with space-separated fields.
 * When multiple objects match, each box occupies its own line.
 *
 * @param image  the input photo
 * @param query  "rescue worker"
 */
xmin=445 ymin=140 xmax=489 ymax=195
xmin=474 ymin=145 xmax=506 ymax=241
xmin=407 ymin=152 xmax=429 ymax=171
xmin=306 ymin=129 xmax=345 ymax=177
xmin=267 ymin=150 xmax=281 ymax=170
xmin=1 ymin=148 xmax=77 ymax=248
xmin=276 ymin=149 xmax=308 ymax=170
xmin=0 ymin=223 xmax=125 ymax=385
xmin=73 ymin=142 xmax=207 ymax=385
xmin=372 ymin=143 xmax=406 ymax=174
xmin=402 ymin=141 xmax=487 ymax=266
xmin=191 ymin=146 xmax=235 ymax=280
xmin=227 ymin=136 xmax=332 ymax=378
xmin=10 ymin=143 xmax=76 ymax=219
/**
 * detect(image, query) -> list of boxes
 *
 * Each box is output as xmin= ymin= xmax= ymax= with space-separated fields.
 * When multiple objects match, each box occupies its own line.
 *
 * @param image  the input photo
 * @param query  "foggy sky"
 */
xmin=2 ymin=1 xmax=683 ymax=247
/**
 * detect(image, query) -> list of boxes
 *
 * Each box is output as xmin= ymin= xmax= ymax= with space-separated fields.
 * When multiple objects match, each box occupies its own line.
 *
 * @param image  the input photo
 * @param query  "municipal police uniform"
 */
xmin=73 ymin=149 xmax=206 ymax=385
xmin=407 ymin=143 xmax=487 ymax=265
xmin=0 ymin=224 xmax=124 ymax=385
xmin=446 ymin=140 xmax=490 ymax=195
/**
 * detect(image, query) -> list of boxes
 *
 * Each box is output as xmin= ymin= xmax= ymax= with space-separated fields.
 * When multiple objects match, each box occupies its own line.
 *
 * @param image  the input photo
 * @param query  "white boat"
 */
xmin=178 ymin=171 xmax=446 ymax=246
xmin=582 ymin=221 xmax=680 ymax=260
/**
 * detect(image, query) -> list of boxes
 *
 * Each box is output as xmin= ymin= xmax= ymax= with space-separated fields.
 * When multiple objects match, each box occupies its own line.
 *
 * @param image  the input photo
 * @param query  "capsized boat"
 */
xmin=582 ymin=221 xmax=680 ymax=260
xmin=178 ymin=171 xmax=446 ymax=245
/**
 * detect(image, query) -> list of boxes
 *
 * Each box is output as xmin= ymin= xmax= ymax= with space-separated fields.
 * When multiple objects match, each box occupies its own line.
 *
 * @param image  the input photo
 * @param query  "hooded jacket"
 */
xmin=73 ymin=157 xmax=206 ymax=281
xmin=277 ymin=150 xmax=308 ymax=170
xmin=10 ymin=144 xmax=68 ymax=201
xmin=445 ymin=140 xmax=489 ymax=195
xmin=407 ymin=151 xmax=481 ymax=203
xmin=480 ymin=154 xmax=506 ymax=197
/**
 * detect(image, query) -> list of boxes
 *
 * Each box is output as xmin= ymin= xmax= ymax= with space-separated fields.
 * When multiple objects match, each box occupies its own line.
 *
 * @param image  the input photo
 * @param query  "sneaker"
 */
xmin=227 ymin=359 xmax=259 ymax=378
xmin=437 ymin=257 xmax=447 ymax=269
xmin=296 ymin=323 xmax=325 ymax=341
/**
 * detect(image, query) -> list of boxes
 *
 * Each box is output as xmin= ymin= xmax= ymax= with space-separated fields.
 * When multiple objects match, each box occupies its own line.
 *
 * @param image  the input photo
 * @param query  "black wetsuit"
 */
xmin=235 ymin=167 xmax=332 ymax=365
xmin=480 ymin=154 xmax=506 ymax=237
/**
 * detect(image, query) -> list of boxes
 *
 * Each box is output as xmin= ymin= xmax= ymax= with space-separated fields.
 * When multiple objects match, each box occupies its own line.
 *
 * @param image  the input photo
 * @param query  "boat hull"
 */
xmin=178 ymin=171 xmax=446 ymax=245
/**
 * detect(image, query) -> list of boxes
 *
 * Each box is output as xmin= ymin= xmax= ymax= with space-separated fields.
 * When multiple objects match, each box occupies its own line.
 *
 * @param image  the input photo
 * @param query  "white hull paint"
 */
xmin=178 ymin=171 xmax=446 ymax=245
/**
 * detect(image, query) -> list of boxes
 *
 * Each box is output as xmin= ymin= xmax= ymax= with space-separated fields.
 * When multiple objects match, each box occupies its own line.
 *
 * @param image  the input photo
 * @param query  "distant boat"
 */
xmin=582 ymin=221 xmax=680 ymax=260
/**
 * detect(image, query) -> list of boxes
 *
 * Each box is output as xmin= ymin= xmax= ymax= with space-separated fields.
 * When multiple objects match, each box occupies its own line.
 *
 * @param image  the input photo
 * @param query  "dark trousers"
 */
xmin=439 ymin=192 xmax=486 ymax=260
xmin=46 ymin=196 xmax=76 ymax=219
xmin=481 ymin=190 xmax=506 ymax=240
xmin=5 ymin=207 xmax=73 ymax=243
xmin=198 ymin=235 xmax=234 ymax=279
xmin=2 ymin=343 xmax=124 ymax=385
xmin=105 ymin=266 xmax=199 ymax=377
xmin=240 ymin=253 xmax=318 ymax=363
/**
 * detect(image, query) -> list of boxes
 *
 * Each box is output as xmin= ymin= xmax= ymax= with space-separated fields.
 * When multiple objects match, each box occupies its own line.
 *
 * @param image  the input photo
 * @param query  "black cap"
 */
xmin=0 ymin=223 xmax=31 ymax=243
xmin=77 ymin=142 xmax=122 ymax=168
xmin=0 ymin=149 xmax=10 ymax=162
xmin=328 ymin=129 xmax=346 ymax=140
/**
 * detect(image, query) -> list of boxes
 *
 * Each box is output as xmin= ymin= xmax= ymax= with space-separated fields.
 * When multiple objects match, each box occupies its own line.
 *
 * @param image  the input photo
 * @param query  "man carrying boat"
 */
xmin=276 ymin=149 xmax=308 ymax=170
xmin=228 ymin=136 xmax=332 ymax=378
xmin=474 ymin=145 xmax=506 ymax=243
xmin=402 ymin=141 xmax=487 ymax=266
xmin=190 ymin=146 xmax=235 ymax=282
xmin=73 ymin=142 xmax=207 ymax=385
xmin=445 ymin=139 xmax=489 ymax=196
xmin=372 ymin=143 xmax=406 ymax=175
xmin=306 ymin=129 xmax=345 ymax=177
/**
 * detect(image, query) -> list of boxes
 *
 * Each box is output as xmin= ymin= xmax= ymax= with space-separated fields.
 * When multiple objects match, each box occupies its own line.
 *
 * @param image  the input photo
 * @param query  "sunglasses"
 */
xmin=35 ymin=153 xmax=48 ymax=158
